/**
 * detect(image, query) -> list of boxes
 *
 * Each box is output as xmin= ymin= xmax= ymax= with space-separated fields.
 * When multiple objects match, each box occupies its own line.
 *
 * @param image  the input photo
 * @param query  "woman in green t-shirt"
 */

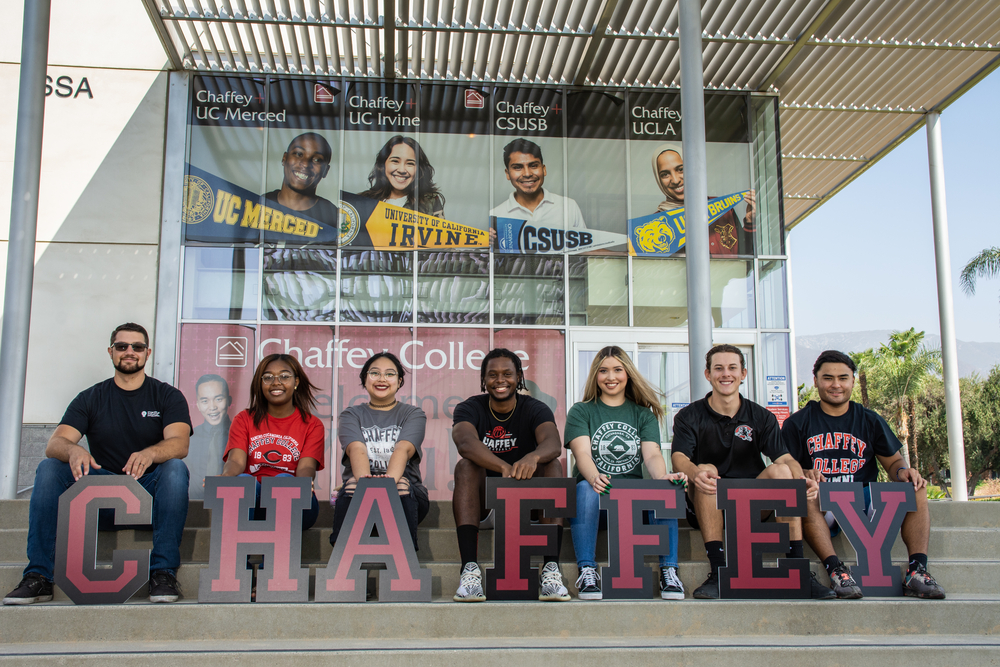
xmin=565 ymin=345 xmax=687 ymax=601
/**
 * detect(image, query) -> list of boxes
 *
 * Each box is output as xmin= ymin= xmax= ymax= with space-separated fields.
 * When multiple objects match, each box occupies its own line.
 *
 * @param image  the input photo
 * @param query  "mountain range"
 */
xmin=795 ymin=331 xmax=1000 ymax=387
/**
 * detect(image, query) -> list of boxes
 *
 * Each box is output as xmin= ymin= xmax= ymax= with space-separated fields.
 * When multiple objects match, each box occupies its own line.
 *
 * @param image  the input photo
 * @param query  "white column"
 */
xmin=925 ymin=111 xmax=968 ymax=501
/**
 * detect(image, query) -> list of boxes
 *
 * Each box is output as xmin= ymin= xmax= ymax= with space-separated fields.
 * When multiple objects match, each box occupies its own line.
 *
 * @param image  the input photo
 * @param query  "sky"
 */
xmin=788 ymin=68 xmax=1000 ymax=344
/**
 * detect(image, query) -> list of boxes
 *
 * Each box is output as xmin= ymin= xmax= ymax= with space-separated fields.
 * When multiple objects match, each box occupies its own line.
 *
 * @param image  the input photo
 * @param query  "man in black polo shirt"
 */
xmin=781 ymin=350 xmax=945 ymax=599
xmin=450 ymin=348 xmax=567 ymax=602
xmin=3 ymin=323 xmax=192 ymax=605
xmin=671 ymin=344 xmax=829 ymax=600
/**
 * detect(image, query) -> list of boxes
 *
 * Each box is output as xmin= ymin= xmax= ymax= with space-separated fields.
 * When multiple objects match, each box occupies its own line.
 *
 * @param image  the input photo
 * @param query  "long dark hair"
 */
xmin=359 ymin=351 xmax=406 ymax=389
xmin=359 ymin=135 xmax=444 ymax=214
xmin=247 ymin=354 xmax=319 ymax=428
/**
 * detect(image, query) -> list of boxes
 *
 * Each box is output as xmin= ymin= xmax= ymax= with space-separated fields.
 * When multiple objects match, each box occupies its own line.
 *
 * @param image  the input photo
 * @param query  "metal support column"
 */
xmin=925 ymin=111 xmax=968 ymax=501
xmin=0 ymin=0 xmax=52 ymax=499
xmin=679 ymin=0 xmax=712 ymax=398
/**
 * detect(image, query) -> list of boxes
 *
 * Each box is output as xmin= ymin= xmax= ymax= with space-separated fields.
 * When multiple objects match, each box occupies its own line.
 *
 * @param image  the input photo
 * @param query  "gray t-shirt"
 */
xmin=338 ymin=402 xmax=426 ymax=487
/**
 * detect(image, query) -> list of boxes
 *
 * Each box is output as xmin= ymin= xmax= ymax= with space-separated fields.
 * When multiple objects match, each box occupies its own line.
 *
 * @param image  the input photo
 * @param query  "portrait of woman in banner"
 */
xmin=651 ymin=144 xmax=756 ymax=256
xmin=359 ymin=135 xmax=446 ymax=217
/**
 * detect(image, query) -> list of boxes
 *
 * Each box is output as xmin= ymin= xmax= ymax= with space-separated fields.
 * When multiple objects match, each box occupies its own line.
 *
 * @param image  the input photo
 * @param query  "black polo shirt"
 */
xmin=671 ymin=393 xmax=787 ymax=479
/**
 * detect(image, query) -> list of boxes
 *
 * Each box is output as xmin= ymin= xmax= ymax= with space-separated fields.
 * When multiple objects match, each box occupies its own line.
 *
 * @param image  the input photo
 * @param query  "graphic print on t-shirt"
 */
xmin=483 ymin=425 xmax=518 ymax=454
xmin=806 ymin=431 xmax=869 ymax=483
xmin=248 ymin=432 xmax=302 ymax=475
xmin=361 ymin=424 xmax=402 ymax=474
xmin=593 ymin=421 xmax=642 ymax=475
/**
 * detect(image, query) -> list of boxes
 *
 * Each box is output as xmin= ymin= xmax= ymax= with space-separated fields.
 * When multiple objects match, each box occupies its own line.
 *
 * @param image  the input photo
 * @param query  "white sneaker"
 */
xmin=659 ymin=566 xmax=684 ymax=600
xmin=538 ymin=562 xmax=570 ymax=601
xmin=453 ymin=562 xmax=486 ymax=602
xmin=575 ymin=566 xmax=602 ymax=600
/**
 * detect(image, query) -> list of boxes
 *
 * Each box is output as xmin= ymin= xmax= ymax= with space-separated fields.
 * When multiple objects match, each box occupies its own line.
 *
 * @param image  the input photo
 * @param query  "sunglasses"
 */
xmin=112 ymin=342 xmax=149 ymax=353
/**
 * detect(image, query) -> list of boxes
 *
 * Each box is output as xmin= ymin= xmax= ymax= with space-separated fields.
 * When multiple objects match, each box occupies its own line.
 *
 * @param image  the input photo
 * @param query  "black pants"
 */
xmin=330 ymin=489 xmax=429 ymax=551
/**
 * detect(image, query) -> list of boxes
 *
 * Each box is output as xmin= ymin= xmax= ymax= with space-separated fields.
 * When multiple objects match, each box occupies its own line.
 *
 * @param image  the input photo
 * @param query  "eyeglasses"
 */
xmin=367 ymin=370 xmax=398 ymax=380
xmin=112 ymin=342 xmax=148 ymax=353
xmin=261 ymin=373 xmax=295 ymax=384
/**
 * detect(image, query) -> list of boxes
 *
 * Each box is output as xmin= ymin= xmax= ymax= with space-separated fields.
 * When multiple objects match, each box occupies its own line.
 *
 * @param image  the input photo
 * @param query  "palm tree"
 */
xmin=960 ymin=247 xmax=1000 ymax=321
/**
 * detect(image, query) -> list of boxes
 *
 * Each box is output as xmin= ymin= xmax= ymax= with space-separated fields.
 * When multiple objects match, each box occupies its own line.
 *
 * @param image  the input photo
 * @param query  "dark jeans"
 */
xmin=239 ymin=473 xmax=320 ymax=530
xmin=24 ymin=458 xmax=189 ymax=579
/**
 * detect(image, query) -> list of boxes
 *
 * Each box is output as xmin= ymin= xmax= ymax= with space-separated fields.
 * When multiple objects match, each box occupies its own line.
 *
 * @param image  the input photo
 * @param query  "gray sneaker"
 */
xmin=829 ymin=563 xmax=863 ymax=599
xmin=3 ymin=573 xmax=53 ymax=605
xmin=148 ymin=570 xmax=181 ymax=603
xmin=538 ymin=562 xmax=570 ymax=601
xmin=453 ymin=563 xmax=486 ymax=602
xmin=904 ymin=564 xmax=945 ymax=599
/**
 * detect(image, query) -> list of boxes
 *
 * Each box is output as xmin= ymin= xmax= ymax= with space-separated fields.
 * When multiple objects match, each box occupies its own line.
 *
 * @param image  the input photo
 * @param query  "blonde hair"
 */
xmin=582 ymin=346 xmax=664 ymax=422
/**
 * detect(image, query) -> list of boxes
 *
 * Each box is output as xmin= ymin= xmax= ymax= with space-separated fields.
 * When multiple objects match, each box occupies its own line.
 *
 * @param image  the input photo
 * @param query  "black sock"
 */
xmin=544 ymin=525 xmax=564 ymax=565
xmin=457 ymin=524 xmax=479 ymax=567
xmin=705 ymin=540 xmax=725 ymax=575
xmin=823 ymin=555 xmax=842 ymax=576
xmin=787 ymin=540 xmax=804 ymax=560
xmin=908 ymin=553 xmax=928 ymax=572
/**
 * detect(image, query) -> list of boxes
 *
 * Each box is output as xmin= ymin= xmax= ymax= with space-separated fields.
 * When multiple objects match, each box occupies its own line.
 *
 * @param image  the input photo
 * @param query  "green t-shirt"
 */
xmin=564 ymin=398 xmax=661 ymax=481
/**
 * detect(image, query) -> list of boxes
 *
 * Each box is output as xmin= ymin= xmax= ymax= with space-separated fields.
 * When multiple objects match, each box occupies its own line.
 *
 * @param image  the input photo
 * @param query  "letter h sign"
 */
xmin=199 ymin=476 xmax=312 ymax=602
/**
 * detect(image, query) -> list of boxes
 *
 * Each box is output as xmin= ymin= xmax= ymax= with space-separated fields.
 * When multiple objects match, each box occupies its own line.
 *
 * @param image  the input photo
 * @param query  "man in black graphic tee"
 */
xmin=671 ymin=344 xmax=828 ymax=600
xmin=782 ymin=350 xmax=945 ymax=600
xmin=450 ymin=348 xmax=567 ymax=602
xmin=3 ymin=323 xmax=192 ymax=606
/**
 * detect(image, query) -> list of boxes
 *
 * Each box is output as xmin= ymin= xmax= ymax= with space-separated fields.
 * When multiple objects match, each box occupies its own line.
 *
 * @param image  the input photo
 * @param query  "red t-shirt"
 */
xmin=224 ymin=409 xmax=325 ymax=481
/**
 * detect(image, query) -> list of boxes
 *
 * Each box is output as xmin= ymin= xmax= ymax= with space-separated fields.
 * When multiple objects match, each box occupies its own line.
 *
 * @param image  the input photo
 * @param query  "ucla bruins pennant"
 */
xmin=628 ymin=191 xmax=749 ymax=256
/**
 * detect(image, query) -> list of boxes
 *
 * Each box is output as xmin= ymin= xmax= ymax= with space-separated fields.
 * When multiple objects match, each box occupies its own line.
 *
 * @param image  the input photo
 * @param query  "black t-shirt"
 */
xmin=671 ymin=393 xmax=785 ymax=479
xmin=781 ymin=401 xmax=902 ymax=483
xmin=452 ymin=394 xmax=555 ymax=474
xmin=60 ymin=377 xmax=192 ymax=475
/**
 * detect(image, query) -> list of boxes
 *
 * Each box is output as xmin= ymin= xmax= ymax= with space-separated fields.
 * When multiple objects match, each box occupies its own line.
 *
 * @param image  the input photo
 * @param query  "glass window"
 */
xmin=182 ymin=246 xmax=259 ymax=320
xmin=568 ymin=256 xmax=628 ymax=326
xmin=417 ymin=252 xmax=489 ymax=324
xmin=751 ymin=95 xmax=784 ymax=256
xmin=637 ymin=349 xmax=690 ymax=447
xmin=633 ymin=258 xmax=687 ymax=327
xmin=711 ymin=260 xmax=756 ymax=328
xmin=339 ymin=250 xmax=413 ymax=323
xmin=759 ymin=259 xmax=789 ymax=329
xmin=494 ymin=255 xmax=565 ymax=325
xmin=262 ymin=248 xmax=339 ymax=321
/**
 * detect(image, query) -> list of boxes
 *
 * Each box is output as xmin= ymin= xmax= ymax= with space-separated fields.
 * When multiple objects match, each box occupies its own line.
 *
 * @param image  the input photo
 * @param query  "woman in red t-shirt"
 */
xmin=222 ymin=353 xmax=326 ymax=529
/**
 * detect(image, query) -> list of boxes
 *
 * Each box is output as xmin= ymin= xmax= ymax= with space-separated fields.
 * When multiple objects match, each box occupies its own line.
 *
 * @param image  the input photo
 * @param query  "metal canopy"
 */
xmin=143 ymin=0 xmax=1000 ymax=228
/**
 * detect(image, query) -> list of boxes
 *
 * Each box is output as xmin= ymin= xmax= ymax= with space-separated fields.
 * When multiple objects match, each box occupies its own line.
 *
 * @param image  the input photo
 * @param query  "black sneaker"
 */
xmin=693 ymin=571 xmax=720 ymax=599
xmin=659 ymin=566 xmax=684 ymax=600
xmin=3 ymin=573 xmax=53 ymax=605
xmin=810 ymin=571 xmax=836 ymax=600
xmin=574 ymin=566 xmax=602 ymax=600
xmin=149 ymin=570 xmax=181 ymax=603
xmin=904 ymin=564 xmax=946 ymax=599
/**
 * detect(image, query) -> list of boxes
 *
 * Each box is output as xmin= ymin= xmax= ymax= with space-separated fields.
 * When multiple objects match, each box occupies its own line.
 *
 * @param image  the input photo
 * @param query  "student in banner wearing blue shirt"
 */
xmin=491 ymin=138 xmax=587 ymax=229
xmin=781 ymin=350 xmax=946 ymax=600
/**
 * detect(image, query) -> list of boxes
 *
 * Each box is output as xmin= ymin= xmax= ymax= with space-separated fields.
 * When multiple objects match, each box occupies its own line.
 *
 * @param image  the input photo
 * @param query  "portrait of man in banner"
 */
xmin=263 ymin=132 xmax=340 ymax=231
xmin=490 ymin=138 xmax=587 ymax=229
xmin=186 ymin=374 xmax=234 ymax=500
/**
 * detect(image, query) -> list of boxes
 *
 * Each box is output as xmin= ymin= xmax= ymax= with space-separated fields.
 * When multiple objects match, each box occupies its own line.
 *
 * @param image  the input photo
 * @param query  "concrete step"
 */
xmin=0 ymin=557 xmax=993 ymax=603
xmin=3 ymin=635 xmax=1000 ymax=666
xmin=2 ymin=597 xmax=998 ymax=646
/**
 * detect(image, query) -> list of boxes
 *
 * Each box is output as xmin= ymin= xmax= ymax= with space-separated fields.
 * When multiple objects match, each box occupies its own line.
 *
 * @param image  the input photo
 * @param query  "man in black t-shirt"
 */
xmin=3 ymin=323 xmax=192 ymax=606
xmin=781 ymin=350 xmax=945 ymax=599
xmin=451 ymin=348 xmax=567 ymax=602
xmin=263 ymin=132 xmax=338 ymax=230
xmin=671 ymin=344 xmax=828 ymax=600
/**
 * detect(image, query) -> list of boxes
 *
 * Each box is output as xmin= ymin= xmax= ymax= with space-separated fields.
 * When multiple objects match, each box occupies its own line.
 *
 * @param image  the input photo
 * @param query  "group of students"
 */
xmin=224 ymin=340 xmax=946 ymax=603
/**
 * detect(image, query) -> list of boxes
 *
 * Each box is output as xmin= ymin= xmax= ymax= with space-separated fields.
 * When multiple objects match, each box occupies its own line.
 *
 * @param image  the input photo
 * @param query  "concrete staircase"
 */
xmin=2 ymin=498 xmax=999 ymax=664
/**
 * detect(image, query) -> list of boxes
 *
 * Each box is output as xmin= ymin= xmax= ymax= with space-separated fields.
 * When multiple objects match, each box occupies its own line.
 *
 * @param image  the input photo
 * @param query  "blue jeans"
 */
xmin=240 ymin=473 xmax=320 ymax=531
xmin=570 ymin=479 xmax=678 ymax=569
xmin=25 ymin=457 xmax=189 ymax=580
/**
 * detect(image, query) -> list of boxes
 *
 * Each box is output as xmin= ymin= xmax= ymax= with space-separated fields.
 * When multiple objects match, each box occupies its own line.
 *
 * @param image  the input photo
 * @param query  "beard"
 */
xmin=115 ymin=358 xmax=145 ymax=375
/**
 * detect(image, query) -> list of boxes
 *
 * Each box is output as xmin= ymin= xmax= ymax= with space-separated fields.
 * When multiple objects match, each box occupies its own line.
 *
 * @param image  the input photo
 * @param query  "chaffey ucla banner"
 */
xmin=628 ymin=191 xmax=749 ymax=256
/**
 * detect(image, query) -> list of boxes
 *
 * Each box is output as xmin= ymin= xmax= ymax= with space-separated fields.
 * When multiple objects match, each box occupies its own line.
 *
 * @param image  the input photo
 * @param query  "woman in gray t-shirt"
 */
xmin=330 ymin=352 xmax=429 ymax=550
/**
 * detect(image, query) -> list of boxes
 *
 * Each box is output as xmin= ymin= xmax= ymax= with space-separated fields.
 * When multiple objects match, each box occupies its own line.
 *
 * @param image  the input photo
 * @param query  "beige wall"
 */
xmin=1 ymin=0 xmax=171 ymax=422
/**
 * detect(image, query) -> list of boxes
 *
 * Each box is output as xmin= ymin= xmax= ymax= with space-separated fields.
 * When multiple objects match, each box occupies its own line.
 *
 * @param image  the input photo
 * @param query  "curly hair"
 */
xmin=358 ymin=135 xmax=444 ymax=214
xmin=479 ymin=348 xmax=527 ymax=393
xmin=247 ymin=354 xmax=320 ymax=428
